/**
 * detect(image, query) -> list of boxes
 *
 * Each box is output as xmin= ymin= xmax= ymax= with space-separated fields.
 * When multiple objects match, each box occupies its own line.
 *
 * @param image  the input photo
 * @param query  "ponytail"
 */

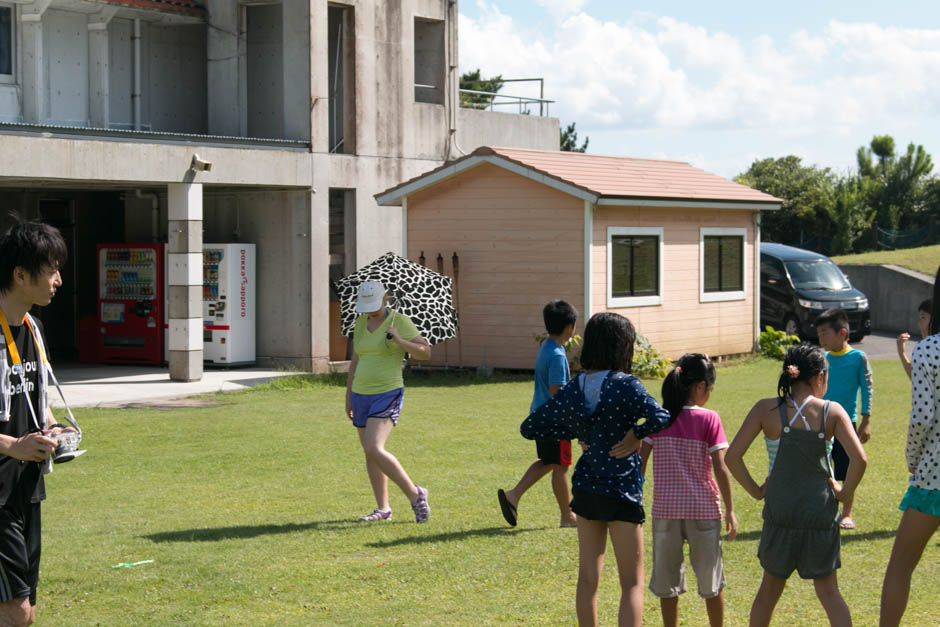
xmin=777 ymin=343 xmax=827 ymax=402
xmin=661 ymin=353 xmax=716 ymax=419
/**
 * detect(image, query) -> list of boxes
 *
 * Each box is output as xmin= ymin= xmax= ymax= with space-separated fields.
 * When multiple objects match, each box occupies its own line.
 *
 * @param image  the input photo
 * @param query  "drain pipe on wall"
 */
xmin=753 ymin=211 xmax=762 ymax=352
xmin=132 ymin=19 xmax=142 ymax=130
xmin=446 ymin=0 xmax=467 ymax=158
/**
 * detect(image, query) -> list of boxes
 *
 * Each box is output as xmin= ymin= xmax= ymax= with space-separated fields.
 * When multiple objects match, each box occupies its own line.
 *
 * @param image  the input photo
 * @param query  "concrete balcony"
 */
xmin=456 ymin=107 xmax=560 ymax=152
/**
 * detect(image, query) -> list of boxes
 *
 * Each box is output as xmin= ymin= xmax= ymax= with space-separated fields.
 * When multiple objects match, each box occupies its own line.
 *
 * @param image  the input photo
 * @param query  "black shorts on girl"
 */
xmin=570 ymin=487 xmax=645 ymax=523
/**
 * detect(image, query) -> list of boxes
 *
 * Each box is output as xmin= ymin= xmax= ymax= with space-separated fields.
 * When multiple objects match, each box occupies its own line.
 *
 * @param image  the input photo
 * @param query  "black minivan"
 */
xmin=760 ymin=243 xmax=871 ymax=342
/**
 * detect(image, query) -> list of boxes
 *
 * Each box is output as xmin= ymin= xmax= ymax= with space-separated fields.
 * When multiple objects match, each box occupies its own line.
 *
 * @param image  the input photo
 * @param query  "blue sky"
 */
xmin=458 ymin=1 xmax=940 ymax=178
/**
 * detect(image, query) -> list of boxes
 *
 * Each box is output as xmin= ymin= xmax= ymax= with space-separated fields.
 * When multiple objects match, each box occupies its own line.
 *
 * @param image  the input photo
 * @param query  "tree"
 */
xmin=826 ymin=176 xmax=875 ymax=254
xmin=735 ymin=156 xmax=836 ymax=250
xmin=459 ymin=69 xmax=503 ymax=109
xmin=856 ymin=135 xmax=934 ymax=230
xmin=560 ymin=122 xmax=589 ymax=152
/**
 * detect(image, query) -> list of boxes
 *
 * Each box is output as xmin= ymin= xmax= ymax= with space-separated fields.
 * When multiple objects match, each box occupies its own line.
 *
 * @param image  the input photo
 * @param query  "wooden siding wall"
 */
xmin=592 ymin=206 xmax=756 ymax=359
xmin=406 ymin=163 xmax=585 ymax=370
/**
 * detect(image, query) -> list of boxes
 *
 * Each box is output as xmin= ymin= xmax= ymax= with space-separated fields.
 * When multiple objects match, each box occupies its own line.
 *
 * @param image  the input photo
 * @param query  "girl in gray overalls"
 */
xmin=726 ymin=344 xmax=867 ymax=626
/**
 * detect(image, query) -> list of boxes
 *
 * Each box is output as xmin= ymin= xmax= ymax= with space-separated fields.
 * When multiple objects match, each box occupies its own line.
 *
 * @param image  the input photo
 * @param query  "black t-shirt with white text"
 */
xmin=0 ymin=319 xmax=46 ymax=506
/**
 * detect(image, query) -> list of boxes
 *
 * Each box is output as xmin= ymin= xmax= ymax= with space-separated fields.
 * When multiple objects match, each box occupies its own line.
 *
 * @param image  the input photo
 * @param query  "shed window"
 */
xmin=700 ymin=227 xmax=746 ymax=302
xmin=607 ymin=227 xmax=663 ymax=308
xmin=0 ymin=5 xmax=13 ymax=79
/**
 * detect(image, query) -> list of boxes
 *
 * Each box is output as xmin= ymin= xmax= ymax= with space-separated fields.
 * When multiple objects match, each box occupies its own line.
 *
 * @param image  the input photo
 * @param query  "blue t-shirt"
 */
xmin=823 ymin=347 xmax=873 ymax=423
xmin=531 ymin=338 xmax=570 ymax=413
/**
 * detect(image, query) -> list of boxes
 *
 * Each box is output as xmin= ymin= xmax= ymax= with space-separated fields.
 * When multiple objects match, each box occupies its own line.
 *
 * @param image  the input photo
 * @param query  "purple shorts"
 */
xmin=350 ymin=388 xmax=404 ymax=428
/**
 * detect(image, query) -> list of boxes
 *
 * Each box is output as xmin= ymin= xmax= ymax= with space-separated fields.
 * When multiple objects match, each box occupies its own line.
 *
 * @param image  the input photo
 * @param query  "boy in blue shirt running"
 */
xmin=814 ymin=308 xmax=873 ymax=530
xmin=498 ymin=300 xmax=578 ymax=527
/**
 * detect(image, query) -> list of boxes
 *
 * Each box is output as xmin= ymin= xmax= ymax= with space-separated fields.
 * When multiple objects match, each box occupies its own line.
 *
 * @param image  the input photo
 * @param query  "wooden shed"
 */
xmin=376 ymin=146 xmax=782 ymax=369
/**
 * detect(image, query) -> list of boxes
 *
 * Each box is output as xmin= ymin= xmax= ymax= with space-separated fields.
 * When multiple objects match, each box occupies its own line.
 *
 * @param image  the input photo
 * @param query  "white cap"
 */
xmin=355 ymin=280 xmax=386 ymax=313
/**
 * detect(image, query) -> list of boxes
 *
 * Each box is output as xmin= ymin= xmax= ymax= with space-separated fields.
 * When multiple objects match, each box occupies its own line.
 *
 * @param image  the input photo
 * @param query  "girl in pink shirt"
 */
xmin=640 ymin=354 xmax=738 ymax=627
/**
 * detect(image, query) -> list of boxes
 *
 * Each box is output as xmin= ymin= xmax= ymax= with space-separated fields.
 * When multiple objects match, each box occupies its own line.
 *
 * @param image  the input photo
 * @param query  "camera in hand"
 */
xmin=47 ymin=418 xmax=86 ymax=464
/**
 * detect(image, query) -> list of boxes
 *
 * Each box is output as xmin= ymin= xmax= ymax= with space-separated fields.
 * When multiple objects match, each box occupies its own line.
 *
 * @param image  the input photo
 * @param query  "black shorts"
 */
xmin=570 ymin=487 xmax=645 ymax=524
xmin=831 ymin=422 xmax=857 ymax=481
xmin=0 ymin=501 xmax=41 ymax=605
xmin=536 ymin=439 xmax=572 ymax=466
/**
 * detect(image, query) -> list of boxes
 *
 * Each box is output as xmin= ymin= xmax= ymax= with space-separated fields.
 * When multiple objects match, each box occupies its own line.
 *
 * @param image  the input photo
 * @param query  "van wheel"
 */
xmin=784 ymin=316 xmax=800 ymax=338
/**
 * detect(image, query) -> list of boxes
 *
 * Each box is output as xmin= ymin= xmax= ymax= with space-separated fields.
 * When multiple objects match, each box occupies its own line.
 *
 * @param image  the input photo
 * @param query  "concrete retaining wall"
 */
xmin=838 ymin=264 xmax=933 ymax=334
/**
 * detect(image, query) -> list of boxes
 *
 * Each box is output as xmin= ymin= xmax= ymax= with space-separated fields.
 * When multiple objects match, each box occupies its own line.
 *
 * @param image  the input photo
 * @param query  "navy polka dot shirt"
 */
xmin=521 ymin=371 xmax=673 ymax=506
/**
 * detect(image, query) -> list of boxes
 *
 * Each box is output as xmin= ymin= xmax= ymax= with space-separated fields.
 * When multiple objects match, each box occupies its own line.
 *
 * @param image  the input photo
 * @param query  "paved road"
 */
xmin=852 ymin=330 xmax=917 ymax=361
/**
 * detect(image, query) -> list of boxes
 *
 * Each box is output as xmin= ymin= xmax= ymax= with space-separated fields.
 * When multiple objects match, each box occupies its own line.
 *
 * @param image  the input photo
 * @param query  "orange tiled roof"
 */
xmin=95 ymin=0 xmax=206 ymax=17
xmin=377 ymin=146 xmax=781 ymax=207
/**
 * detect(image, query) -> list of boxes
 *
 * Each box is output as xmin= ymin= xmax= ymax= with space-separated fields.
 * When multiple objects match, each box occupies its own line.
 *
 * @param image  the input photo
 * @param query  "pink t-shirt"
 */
xmin=644 ymin=406 xmax=728 ymax=519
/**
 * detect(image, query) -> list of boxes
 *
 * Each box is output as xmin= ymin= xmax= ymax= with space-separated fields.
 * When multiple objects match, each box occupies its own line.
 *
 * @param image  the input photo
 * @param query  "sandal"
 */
xmin=497 ymin=489 xmax=517 ymax=527
xmin=839 ymin=516 xmax=855 ymax=530
xmin=359 ymin=508 xmax=392 ymax=522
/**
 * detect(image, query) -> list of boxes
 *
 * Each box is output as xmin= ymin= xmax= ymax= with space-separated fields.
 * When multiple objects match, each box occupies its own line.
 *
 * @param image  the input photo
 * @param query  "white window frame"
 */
xmin=607 ymin=226 xmax=664 ymax=308
xmin=0 ymin=2 xmax=13 ymax=85
xmin=700 ymin=227 xmax=747 ymax=303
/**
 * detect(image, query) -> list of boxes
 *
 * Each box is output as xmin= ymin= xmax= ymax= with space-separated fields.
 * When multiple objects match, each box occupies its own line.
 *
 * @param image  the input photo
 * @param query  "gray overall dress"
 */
xmin=757 ymin=400 xmax=841 ymax=579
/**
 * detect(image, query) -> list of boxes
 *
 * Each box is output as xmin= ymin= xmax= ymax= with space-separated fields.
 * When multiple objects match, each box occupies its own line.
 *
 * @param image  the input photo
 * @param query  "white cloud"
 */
xmin=459 ymin=5 xmax=940 ymax=174
xmin=462 ymin=9 xmax=940 ymax=126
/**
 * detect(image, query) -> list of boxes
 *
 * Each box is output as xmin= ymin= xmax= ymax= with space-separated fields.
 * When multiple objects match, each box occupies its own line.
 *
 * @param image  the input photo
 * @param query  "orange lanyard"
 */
xmin=0 ymin=306 xmax=44 ymax=431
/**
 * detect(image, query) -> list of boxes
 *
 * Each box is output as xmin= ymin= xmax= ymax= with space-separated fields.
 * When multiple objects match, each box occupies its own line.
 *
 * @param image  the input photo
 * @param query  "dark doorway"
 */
xmin=35 ymin=198 xmax=77 ymax=360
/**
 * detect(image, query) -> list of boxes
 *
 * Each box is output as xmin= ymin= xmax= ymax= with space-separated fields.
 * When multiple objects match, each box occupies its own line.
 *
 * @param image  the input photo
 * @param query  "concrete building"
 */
xmin=0 ymin=0 xmax=558 ymax=379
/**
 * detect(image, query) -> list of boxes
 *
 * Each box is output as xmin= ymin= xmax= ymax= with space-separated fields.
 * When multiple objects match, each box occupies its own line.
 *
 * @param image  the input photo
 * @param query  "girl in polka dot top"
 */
xmin=880 ymin=265 xmax=940 ymax=626
xmin=521 ymin=312 xmax=673 ymax=627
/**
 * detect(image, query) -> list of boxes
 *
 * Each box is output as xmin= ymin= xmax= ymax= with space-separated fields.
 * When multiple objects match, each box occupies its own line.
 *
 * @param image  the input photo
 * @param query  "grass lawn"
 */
xmin=38 ymin=359 xmax=939 ymax=625
xmin=831 ymin=243 xmax=940 ymax=276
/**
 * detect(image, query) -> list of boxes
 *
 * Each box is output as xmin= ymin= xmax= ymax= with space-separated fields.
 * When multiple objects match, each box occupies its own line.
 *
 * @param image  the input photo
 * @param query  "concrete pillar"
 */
xmin=207 ymin=0 xmax=244 ymax=136
xmin=87 ymin=8 xmax=118 ymax=128
xmin=282 ymin=0 xmax=310 ymax=141
xmin=309 ymin=2 xmax=329 ymax=153
xmin=167 ymin=183 xmax=203 ymax=381
xmin=19 ymin=1 xmax=53 ymax=123
xmin=309 ymin=186 xmax=330 ymax=373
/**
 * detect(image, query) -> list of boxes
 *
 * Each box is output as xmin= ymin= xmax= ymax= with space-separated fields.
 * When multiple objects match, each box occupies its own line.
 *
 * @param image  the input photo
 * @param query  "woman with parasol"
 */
xmin=345 ymin=280 xmax=432 ymax=523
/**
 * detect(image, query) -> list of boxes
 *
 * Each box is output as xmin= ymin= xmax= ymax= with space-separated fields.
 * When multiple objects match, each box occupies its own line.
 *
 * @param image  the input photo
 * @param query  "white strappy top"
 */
xmin=765 ymin=395 xmax=833 ymax=473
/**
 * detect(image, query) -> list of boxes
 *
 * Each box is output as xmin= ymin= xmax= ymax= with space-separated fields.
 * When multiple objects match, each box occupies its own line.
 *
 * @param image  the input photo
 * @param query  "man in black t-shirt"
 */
xmin=0 ymin=221 xmax=68 ymax=626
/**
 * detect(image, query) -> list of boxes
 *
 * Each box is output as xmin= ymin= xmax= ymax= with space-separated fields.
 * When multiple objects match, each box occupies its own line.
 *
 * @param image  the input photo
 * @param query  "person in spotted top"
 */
xmin=639 ymin=354 xmax=737 ymax=627
xmin=880 ymin=265 xmax=940 ymax=626
xmin=521 ymin=312 xmax=673 ymax=627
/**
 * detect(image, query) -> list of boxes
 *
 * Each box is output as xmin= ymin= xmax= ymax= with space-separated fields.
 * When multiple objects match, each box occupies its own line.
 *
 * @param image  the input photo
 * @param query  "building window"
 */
xmin=414 ymin=18 xmax=444 ymax=105
xmin=0 ymin=4 xmax=13 ymax=80
xmin=328 ymin=4 xmax=355 ymax=153
xmin=607 ymin=226 xmax=664 ymax=308
xmin=700 ymin=227 xmax=746 ymax=302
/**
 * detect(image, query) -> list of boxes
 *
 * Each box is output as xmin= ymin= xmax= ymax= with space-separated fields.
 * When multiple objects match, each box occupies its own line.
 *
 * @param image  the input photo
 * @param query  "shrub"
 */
xmin=631 ymin=333 xmax=670 ymax=379
xmin=759 ymin=325 xmax=800 ymax=360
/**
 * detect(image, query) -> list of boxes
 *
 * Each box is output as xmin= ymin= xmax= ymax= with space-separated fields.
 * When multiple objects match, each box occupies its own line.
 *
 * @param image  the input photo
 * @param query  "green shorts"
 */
xmin=899 ymin=485 xmax=940 ymax=517
xmin=758 ymin=520 xmax=840 ymax=580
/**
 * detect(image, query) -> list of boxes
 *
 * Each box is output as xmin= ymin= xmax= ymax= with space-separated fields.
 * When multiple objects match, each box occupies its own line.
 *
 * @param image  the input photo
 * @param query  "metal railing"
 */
xmin=458 ymin=77 xmax=553 ymax=116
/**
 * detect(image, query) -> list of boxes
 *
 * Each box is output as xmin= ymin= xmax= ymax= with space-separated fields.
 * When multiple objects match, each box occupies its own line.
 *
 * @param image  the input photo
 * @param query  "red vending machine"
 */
xmin=96 ymin=244 xmax=165 ymax=364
